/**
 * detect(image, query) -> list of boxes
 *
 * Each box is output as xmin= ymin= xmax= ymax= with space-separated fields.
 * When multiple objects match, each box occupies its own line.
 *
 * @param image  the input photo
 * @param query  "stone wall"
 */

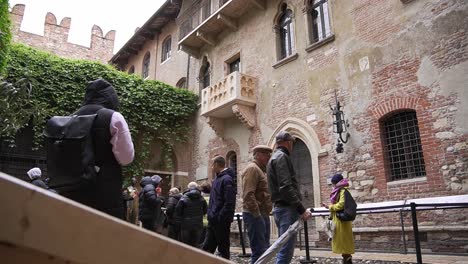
xmin=10 ymin=4 xmax=115 ymax=63
xmin=114 ymin=0 xmax=468 ymax=252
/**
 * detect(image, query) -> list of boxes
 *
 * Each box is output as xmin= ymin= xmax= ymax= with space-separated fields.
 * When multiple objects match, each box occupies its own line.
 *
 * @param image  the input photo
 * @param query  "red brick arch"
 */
xmin=367 ymin=96 xmax=444 ymax=199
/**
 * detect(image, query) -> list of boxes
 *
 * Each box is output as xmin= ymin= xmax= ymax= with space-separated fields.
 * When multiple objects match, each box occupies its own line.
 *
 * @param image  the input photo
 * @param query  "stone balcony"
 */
xmin=201 ymin=71 xmax=257 ymax=136
xmin=178 ymin=0 xmax=266 ymax=58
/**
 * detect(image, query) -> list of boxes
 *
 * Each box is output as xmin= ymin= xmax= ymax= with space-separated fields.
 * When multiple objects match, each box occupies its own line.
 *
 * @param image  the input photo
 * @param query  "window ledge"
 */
xmin=305 ymin=34 xmax=335 ymax=53
xmin=161 ymin=57 xmax=171 ymax=65
xmin=387 ymin=176 xmax=427 ymax=186
xmin=273 ymin=53 xmax=299 ymax=69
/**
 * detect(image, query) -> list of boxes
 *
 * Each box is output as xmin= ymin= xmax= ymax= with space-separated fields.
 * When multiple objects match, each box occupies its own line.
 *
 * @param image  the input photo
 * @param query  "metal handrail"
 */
xmin=300 ymin=202 xmax=468 ymax=264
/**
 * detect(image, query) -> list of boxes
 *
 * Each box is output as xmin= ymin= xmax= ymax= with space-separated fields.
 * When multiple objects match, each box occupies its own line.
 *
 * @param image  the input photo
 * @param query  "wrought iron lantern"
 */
xmin=330 ymin=93 xmax=350 ymax=153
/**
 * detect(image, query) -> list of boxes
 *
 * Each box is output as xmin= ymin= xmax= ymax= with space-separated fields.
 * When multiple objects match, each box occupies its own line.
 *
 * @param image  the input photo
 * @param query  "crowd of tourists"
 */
xmin=25 ymin=79 xmax=355 ymax=264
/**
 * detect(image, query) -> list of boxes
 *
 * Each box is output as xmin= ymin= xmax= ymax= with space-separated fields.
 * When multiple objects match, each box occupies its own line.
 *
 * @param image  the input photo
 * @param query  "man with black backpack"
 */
xmin=45 ymin=78 xmax=134 ymax=218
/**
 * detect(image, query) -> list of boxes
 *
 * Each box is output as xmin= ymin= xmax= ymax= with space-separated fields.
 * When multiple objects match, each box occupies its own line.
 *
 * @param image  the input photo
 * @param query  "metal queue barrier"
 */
xmin=235 ymin=195 xmax=468 ymax=264
xmin=306 ymin=201 xmax=468 ymax=264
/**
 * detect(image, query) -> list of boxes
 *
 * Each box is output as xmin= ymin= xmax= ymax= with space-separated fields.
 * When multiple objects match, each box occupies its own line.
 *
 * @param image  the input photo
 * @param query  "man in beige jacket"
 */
xmin=242 ymin=145 xmax=273 ymax=264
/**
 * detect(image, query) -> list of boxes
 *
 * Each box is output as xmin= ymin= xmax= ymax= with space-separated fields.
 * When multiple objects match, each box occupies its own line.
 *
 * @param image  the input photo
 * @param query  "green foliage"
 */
xmin=3 ymin=44 xmax=198 ymax=177
xmin=0 ymin=0 xmax=12 ymax=75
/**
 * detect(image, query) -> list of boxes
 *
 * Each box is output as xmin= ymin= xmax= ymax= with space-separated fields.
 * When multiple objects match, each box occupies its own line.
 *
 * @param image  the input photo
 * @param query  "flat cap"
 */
xmin=253 ymin=145 xmax=273 ymax=154
xmin=275 ymin=131 xmax=295 ymax=143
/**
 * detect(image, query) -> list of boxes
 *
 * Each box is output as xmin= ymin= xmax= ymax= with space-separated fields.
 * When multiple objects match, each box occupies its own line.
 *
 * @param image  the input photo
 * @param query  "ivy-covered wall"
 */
xmin=2 ymin=44 xmax=198 ymax=177
xmin=0 ymin=0 xmax=12 ymax=75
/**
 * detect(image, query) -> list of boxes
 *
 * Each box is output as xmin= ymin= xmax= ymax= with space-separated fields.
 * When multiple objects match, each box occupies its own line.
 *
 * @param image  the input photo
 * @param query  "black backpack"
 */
xmin=44 ymin=113 xmax=99 ymax=193
xmin=336 ymin=189 xmax=357 ymax=221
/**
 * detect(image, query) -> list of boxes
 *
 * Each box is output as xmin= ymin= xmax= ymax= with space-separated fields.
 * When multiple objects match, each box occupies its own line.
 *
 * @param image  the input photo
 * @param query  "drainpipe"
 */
xmin=186 ymin=53 xmax=191 ymax=89
xmin=154 ymin=33 xmax=159 ymax=80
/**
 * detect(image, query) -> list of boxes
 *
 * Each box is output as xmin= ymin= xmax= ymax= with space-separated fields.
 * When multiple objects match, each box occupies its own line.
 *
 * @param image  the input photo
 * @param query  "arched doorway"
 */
xmin=290 ymin=138 xmax=314 ymax=208
xmin=267 ymin=118 xmax=323 ymax=241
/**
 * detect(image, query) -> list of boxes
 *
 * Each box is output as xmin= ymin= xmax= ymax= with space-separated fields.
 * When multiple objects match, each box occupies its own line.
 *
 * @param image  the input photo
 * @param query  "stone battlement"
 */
xmin=10 ymin=4 xmax=115 ymax=63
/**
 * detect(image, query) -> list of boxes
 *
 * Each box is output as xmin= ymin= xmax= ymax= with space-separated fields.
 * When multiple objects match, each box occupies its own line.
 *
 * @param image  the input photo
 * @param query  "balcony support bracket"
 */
xmin=232 ymin=104 xmax=256 ymax=128
xmin=179 ymin=44 xmax=200 ymax=59
xmin=207 ymin=117 xmax=225 ymax=138
xmin=247 ymin=0 xmax=266 ymax=10
xmin=217 ymin=14 xmax=238 ymax=31
xmin=197 ymin=31 xmax=216 ymax=46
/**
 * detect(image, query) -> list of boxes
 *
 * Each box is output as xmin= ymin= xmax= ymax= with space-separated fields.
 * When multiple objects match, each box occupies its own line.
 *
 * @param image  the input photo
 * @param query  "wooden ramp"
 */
xmin=0 ymin=172 xmax=231 ymax=264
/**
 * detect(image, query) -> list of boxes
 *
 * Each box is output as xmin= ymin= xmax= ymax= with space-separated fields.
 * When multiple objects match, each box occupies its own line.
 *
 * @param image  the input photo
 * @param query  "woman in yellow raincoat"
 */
xmin=322 ymin=174 xmax=354 ymax=264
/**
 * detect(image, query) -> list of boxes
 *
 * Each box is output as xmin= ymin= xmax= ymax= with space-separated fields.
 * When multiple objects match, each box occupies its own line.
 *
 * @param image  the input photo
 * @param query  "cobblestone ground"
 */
xmin=230 ymin=255 xmax=415 ymax=264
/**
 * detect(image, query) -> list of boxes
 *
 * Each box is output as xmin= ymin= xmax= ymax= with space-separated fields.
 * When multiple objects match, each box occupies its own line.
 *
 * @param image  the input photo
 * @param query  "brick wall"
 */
xmin=10 ymin=4 xmax=115 ymax=63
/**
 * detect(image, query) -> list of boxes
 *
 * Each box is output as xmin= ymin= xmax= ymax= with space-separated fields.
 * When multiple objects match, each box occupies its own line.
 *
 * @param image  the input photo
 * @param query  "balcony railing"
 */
xmin=201 ymin=71 xmax=256 ymax=118
xmin=178 ymin=0 xmax=266 ymax=57
xmin=200 ymin=72 xmax=257 ymax=135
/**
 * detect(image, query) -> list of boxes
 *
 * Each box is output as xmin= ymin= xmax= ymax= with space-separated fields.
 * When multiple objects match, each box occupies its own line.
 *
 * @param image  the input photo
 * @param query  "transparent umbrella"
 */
xmin=254 ymin=220 xmax=302 ymax=264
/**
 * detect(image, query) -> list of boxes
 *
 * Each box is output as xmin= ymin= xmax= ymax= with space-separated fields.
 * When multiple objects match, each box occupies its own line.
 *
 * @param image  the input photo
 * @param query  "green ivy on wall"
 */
xmin=0 ymin=0 xmax=12 ymax=75
xmin=2 ymin=44 xmax=198 ymax=178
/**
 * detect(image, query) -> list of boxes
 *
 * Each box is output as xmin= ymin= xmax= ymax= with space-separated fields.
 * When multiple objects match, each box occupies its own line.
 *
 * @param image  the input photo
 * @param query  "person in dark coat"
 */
xmin=267 ymin=131 xmax=312 ymax=264
xmin=27 ymin=167 xmax=55 ymax=192
xmin=59 ymin=79 xmax=134 ymax=218
xmin=138 ymin=175 xmax=162 ymax=231
xmin=176 ymin=182 xmax=207 ymax=247
xmin=199 ymin=182 xmax=211 ymax=246
xmin=202 ymin=156 xmax=236 ymax=259
xmin=165 ymin=187 xmax=182 ymax=240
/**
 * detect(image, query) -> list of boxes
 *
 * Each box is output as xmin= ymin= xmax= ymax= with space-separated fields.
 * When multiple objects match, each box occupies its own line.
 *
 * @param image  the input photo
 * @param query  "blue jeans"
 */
xmin=243 ymin=212 xmax=271 ymax=264
xmin=273 ymin=206 xmax=299 ymax=264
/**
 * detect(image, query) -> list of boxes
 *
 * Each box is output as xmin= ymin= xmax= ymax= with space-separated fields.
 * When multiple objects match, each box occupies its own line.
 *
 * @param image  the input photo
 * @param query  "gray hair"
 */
xmin=169 ymin=187 xmax=180 ymax=195
xmin=187 ymin=181 xmax=199 ymax=189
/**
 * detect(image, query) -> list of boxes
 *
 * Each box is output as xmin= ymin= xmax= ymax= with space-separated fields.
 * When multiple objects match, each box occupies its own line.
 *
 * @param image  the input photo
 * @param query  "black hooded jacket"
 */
xmin=138 ymin=176 xmax=162 ymax=221
xmin=176 ymin=188 xmax=207 ymax=228
xmin=166 ymin=193 xmax=182 ymax=225
xmin=61 ymin=79 xmax=124 ymax=218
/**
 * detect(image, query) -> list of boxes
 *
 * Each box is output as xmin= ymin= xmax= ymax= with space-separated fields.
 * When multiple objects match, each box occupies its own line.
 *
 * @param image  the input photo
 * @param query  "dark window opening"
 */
xmin=142 ymin=52 xmax=150 ymax=79
xmin=128 ymin=66 xmax=135 ymax=74
xmin=278 ymin=6 xmax=294 ymax=59
xmin=202 ymin=0 xmax=211 ymax=20
xmin=176 ymin=78 xmax=187 ymax=89
xmin=161 ymin=36 xmax=172 ymax=62
xmin=202 ymin=62 xmax=211 ymax=88
xmin=229 ymin=58 xmax=240 ymax=73
xmin=309 ymin=0 xmax=331 ymax=43
xmin=382 ymin=111 xmax=426 ymax=181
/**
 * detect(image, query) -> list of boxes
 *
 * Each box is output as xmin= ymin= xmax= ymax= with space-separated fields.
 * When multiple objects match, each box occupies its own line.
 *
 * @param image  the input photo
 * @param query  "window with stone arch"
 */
xmin=198 ymin=56 xmax=211 ymax=101
xmin=199 ymin=56 xmax=211 ymax=87
xmin=306 ymin=0 xmax=332 ymax=44
xmin=276 ymin=3 xmax=295 ymax=60
xmin=176 ymin=77 xmax=187 ymax=89
xmin=226 ymin=151 xmax=238 ymax=193
xmin=128 ymin=65 xmax=135 ymax=74
xmin=380 ymin=110 xmax=426 ymax=182
xmin=161 ymin=36 xmax=172 ymax=62
xmin=142 ymin=52 xmax=151 ymax=79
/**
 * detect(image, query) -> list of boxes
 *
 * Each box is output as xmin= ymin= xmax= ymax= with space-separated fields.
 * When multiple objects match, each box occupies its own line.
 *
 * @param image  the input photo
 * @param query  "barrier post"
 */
xmin=236 ymin=214 xmax=251 ymax=258
xmin=299 ymin=220 xmax=316 ymax=264
xmin=410 ymin=203 xmax=422 ymax=264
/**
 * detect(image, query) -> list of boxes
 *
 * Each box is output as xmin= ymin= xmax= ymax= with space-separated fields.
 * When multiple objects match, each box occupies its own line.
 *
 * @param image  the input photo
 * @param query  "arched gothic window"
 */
xmin=278 ymin=5 xmax=295 ymax=60
xmin=308 ymin=0 xmax=332 ymax=43
xmin=142 ymin=52 xmax=150 ymax=79
xmin=161 ymin=36 xmax=172 ymax=62
xmin=176 ymin=77 xmax=187 ymax=89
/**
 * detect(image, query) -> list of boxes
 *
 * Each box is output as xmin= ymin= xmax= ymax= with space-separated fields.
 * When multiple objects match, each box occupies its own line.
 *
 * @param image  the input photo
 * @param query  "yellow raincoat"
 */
xmin=329 ymin=187 xmax=355 ymax=254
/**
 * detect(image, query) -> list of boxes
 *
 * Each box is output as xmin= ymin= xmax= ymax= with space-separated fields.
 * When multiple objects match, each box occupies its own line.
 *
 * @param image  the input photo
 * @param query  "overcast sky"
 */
xmin=8 ymin=0 xmax=165 ymax=53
